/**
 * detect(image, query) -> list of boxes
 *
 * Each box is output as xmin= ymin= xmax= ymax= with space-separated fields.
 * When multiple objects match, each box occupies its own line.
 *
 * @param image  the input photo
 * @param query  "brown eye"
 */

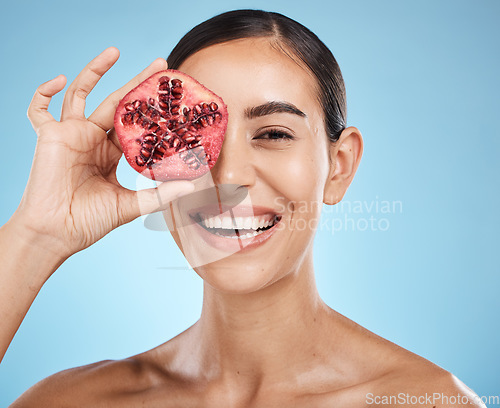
xmin=255 ymin=129 xmax=295 ymax=141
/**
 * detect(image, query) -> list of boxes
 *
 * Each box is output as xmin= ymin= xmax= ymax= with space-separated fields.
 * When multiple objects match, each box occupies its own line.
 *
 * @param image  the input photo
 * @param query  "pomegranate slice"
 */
xmin=114 ymin=70 xmax=227 ymax=181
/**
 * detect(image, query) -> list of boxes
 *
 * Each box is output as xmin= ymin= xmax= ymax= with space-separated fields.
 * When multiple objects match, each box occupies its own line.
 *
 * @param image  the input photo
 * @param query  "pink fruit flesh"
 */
xmin=114 ymin=70 xmax=227 ymax=181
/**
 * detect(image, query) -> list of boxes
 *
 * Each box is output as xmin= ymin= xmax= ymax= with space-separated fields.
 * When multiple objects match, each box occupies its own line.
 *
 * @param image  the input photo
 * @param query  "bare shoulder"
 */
xmin=330 ymin=313 xmax=485 ymax=408
xmin=367 ymin=362 xmax=486 ymax=408
xmin=9 ymin=356 xmax=172 ymax=408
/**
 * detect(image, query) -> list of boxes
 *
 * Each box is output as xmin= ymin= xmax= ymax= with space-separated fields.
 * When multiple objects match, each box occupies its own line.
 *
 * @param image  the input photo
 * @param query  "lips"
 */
xmin=187 ymin=204 xmax=283 ymax=252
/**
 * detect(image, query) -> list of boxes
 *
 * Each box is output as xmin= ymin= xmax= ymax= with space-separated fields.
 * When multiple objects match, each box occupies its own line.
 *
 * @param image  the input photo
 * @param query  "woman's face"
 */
xmin=167 ymin=37 xmax=333 ymax=293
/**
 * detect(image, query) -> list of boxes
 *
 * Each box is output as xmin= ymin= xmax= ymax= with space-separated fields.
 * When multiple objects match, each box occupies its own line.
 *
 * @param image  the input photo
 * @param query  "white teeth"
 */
xmin=221 ymin=217 xmax=233 ymax=229
xmin=213 ymin=230 xmax=261 ymax=239
xmin=251 ymin=218 xmax=259 ymax=230
xmin=243 ymin=217 xmax=252 ymax=229
xmin=213 ymin=217 xmax=222 ymax=229
xmin=199 ymin=213 xmax=277 ymax=232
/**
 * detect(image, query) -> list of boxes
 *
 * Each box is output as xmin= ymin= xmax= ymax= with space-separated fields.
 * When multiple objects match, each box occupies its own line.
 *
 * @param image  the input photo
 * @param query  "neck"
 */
xmin=182 ymin=251 xmax=335 ymax=386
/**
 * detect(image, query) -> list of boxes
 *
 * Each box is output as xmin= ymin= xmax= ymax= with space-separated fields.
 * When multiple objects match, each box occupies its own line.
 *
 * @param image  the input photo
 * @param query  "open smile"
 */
xmin=186 ymin=205 xmax=283 ymax=252
xmin=191 ymin=212 xmax=282 ymax=239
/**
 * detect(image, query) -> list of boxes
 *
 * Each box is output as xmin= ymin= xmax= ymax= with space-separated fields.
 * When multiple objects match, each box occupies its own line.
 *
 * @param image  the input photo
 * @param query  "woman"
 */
xmin=1 ymin=10 xmax=483 ymax=407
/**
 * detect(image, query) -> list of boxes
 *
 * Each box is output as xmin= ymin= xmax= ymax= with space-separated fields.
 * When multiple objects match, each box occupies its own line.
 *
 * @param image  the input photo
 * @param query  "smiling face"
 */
xmin=165 ymin=37 xmax=336 ymax=293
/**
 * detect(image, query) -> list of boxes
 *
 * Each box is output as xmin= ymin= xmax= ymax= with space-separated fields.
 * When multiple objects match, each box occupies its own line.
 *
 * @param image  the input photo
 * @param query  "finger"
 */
xmin=27 ymin=75 xmax=67 ymax=131
xmin=88 ymin=57 xmax=167 ymax=132
xmin=61 ymin=47 xmax=120 ymax=121
xmin=118 ymin=180 xmax=195 ymax=225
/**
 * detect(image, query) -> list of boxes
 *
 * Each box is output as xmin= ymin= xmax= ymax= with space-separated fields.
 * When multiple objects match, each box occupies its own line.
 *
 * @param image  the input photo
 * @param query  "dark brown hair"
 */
xmin=168 ymin=9 xmax=346 ymax=143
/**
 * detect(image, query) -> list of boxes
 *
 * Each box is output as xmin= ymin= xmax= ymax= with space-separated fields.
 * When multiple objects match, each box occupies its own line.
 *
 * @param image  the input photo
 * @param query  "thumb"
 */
xmin=119 ymin=180 xmax=195 ymax=225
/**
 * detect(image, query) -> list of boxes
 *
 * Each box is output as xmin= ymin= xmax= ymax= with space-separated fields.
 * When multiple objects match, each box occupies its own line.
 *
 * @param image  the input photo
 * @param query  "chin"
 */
xmin=194 ymin=260 xmax=281 ymax=295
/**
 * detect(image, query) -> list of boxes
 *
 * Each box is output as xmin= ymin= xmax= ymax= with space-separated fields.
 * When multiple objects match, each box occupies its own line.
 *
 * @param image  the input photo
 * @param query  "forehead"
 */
xmin=177 ymin=38 xmax=321 ymax=118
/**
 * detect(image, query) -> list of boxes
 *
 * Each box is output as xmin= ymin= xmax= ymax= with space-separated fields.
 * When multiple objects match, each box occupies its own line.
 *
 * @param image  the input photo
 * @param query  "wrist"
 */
xmin=1 ymin=215 xmax=69 ymax=283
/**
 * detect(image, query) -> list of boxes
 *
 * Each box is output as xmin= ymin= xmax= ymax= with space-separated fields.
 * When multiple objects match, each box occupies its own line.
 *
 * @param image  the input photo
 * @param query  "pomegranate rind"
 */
xmin=114 ymin=69 xmax=227 ymax=181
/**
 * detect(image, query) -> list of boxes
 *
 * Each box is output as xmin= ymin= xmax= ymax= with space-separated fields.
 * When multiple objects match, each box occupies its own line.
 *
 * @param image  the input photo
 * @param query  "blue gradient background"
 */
xmin=0 ymin=0 xmax=498 ymax=405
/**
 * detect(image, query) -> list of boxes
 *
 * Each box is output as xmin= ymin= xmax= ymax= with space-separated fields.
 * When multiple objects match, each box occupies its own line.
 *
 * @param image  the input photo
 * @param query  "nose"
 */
xmin=209 ymin=128 xmax=256 ymax=189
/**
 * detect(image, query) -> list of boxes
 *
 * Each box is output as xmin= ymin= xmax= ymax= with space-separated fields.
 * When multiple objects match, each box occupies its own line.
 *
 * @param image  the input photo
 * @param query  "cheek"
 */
xmin=264 ymin=144 xmax=328 ymax=214
xmin=259 ymin=119 xmax=331 ymax=232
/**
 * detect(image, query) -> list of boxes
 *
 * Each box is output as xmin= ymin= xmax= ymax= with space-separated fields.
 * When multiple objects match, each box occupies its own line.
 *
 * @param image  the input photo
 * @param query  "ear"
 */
xmin=323 ymin=126 xmax=363 ymax=205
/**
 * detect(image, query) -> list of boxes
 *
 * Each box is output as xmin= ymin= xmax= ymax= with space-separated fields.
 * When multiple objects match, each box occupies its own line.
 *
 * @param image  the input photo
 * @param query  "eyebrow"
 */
xmin=244 ymin=101 xmax=307 ymax=119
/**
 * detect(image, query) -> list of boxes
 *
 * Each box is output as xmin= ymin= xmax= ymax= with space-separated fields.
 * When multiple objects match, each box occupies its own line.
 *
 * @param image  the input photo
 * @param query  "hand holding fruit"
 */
xmin=11 ymin=48 xmax=195 ymax=262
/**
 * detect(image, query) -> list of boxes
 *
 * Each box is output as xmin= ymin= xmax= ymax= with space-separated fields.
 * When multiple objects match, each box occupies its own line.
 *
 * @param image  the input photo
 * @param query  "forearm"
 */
xmin=0 ymin=218 xmax=65 ymax=363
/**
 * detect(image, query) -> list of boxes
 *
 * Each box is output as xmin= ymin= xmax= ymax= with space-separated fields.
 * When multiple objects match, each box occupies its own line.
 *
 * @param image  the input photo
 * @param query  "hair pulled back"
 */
xmin=167 ymin=9 xmax=346 ymax=143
